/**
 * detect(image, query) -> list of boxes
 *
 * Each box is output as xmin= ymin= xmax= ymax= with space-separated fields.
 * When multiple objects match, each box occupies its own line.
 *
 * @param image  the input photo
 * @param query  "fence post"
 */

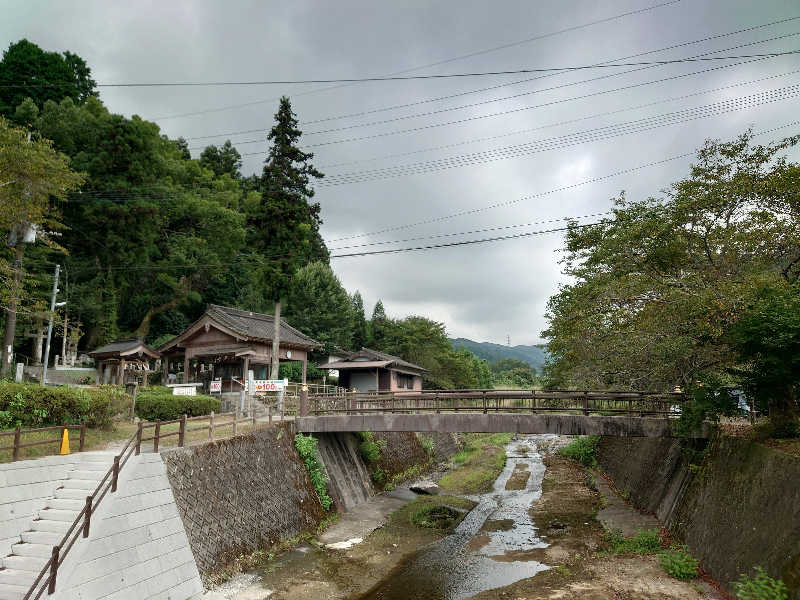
xmin=12 ymin=426 xmax=20 ymax=461
xmin=583 ymin=391 xmax=590 ymax=416
xmin=83 ymin=496 xmax=92 ymax=537
xmin=482 ymin=391 xmax=487 ymax=415
xmin=299 ymin=387 xmax=309 ymax=417
xmin=178 ymin=414 xmax=187 ymax=447
xmin=209 ymin=412 xmax=215 ymax=441
xmin=48 ymin=545 xmax=60 ymax=594
xmin=135 ymin=422 xmax=142 ymax=455
xmin=111 ymin=455 xmax=120 ymax=492
xmin=233 ymin=406 xmax=239 ymax=436
xmin=79 ymin=423 xmax=86 ymax=452
xmin=435 ymin=392 xmax=440 ymax=414
xmin=153 ymin=421 xmax=160 ymax=453
xmin=268 ymin=403 xmax=272 ymax=424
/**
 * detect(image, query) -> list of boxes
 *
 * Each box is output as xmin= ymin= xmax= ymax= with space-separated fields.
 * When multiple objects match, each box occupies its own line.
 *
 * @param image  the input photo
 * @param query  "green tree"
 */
xmin=369 ymin=299 xmax=389 ymax=348
xmin=728 ymin=283 xmax=800 ymax=435
xmin=351 ymin=291 xmax=368 ymax=350
xmin=249 ymin=96 xmax=326 ymax=378
xmin=544 ymin=132 xmax=800 ymax=392
xmin=0 ymin=40 xmax=96 ymax=116
xmin=0 ymin=117 xmax=85 ymax=371
xmin=285 ymin=261 xmax=353 ymax=354
xmin=199 ymin=140 xmax=242 ymax=179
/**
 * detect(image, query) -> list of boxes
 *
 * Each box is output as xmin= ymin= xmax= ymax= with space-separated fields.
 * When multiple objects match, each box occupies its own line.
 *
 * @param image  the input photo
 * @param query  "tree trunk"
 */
xmin=135 ymin=277 xmax=190 ymax=340
xmin=270 ymin=299 xmax=281 ymax=380
xmin=769 ymin=385 xmax=800 ymax=435
xmin=32 ymin=317 xmax=44 ymax=365
xmin=1 ymin=244 xmax=25 ymax=373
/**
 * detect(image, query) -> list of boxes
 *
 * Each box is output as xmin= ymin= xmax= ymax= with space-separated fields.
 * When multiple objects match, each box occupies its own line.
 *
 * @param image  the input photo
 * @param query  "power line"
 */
xmin=153 ymin=0 xmax=684 ymax=121
xmin=317 ymin=66 xmax=799 ymax=169
xmin=328 ymin=211 xmax=613 ymax=251
xmin=318 ymin=84 xmax=800 ymax=185
xmin=329 ymin=222 xmax=606 ymax=258
xmin=187 ymin=17 xmax=800 ymax=143
xmin=323 ymin=119 xmax=800 ymax=243
xmin=208 ymin=30 xmax=800 ymax=152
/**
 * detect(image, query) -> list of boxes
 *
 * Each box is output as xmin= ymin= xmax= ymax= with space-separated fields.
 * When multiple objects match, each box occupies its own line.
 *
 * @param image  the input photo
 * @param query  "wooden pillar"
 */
xmin=103 ymin=361 xmax=110 ymax=385
xmin=302 ymin=357 xmax=307 ymax=384
xmin=162 ymin=356 xmax=169 ymax=385
xmin=96 ymin=361 xmax=102 ymax=385
xmin=375 ymin=368 xmax=379 ymax=392
xmin=120 ymin=359 xmax=126 ymax=385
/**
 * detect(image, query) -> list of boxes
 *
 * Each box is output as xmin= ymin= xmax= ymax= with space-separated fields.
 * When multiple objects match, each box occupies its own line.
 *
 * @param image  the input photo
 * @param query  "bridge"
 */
xmin=295 ymin=389 xmax=709 ymax=438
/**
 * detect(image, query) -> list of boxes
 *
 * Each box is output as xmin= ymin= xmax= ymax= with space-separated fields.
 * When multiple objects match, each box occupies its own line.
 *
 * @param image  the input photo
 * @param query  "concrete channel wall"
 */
xmin=597 ymin=435 xmax=800 ymax=599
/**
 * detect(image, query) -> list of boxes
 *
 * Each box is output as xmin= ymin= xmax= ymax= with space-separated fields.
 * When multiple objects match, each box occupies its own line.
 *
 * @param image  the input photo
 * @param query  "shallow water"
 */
xmin=357 ymin=435 xmax=559 ymax=600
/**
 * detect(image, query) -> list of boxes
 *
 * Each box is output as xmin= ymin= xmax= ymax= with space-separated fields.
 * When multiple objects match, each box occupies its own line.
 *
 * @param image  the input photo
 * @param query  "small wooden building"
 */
xmin=88 ymin=339 xmax=161 ymax=385
xmin=325 ymin=348 xmax=426 ymax=392
xmin=157 ymin=304 xmax=321 ymax=389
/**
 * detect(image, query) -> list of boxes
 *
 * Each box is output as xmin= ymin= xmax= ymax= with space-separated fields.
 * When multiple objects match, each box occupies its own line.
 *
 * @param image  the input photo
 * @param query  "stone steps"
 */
xmin=0 ymin=452 xmax=116 ymax=598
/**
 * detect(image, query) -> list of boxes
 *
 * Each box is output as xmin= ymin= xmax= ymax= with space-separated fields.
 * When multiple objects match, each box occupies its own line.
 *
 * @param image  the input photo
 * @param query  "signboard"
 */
xmin=210 ymin=380 xmax=222 ymax=393
xmin=172 ymin=385 xmax=196 ymax=396
xmin=250 ymin=378 xmax=288 ymax=393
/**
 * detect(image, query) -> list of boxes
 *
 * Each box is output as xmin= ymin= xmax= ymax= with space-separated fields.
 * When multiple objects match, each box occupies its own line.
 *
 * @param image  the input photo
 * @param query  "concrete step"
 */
xmin=36 ymin=509 xmax=78 ymax=523
xmin=0 ymin=569 xmax=37 ymax=587
xmin=0 ymin=554 xmax=47 ymax=573
xmin=11 ymin=543 xmax=51 ymax=559
xmin=79 ymin=452 xmax=116 ymax=462
xmin=21 ymin=530 xmax=61 ymax=545
xmin=46 ymin=498 xmax=84 ymax=512
xmin=54 ymin=487 xmax=90 ymax=500
xmin=78 ymin=461 xmax=110 ymax=471
xmin=67 ymin=470 xmax=103 ymax=481
xmin=30 ymin=519 xmax=69 ymax=533
xmin=0 ymin=582 xmax=27 ymax=600
xmin=61 ymin=478 xmax=97 ymax=490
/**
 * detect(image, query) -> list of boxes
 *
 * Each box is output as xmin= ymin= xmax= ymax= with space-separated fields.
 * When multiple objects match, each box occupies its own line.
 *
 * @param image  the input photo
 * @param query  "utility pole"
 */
xmin=41 ymin=264 xmax=60 ymax=386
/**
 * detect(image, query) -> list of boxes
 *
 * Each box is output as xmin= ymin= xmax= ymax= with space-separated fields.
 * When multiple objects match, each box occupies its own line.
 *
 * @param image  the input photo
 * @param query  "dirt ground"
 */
xmin=468 ymin=455 xmax=718 ymax=600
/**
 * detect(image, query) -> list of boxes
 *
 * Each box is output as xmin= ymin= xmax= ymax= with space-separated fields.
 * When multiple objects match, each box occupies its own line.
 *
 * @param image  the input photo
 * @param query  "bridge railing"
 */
xmin=308 ymin=389 xmax=687 ymax=417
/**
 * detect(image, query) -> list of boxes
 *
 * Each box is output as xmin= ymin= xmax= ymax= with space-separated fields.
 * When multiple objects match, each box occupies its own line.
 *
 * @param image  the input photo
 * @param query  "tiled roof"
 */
xmin=346 ymin=347 xmax=428 ymax=373
xmin=323 ymin=360 xmax=392 ymax=370
xmin=206 ymin=305 xmax=321 ymax=348
xmin=89 ymin=339 xmax=160 ymax=358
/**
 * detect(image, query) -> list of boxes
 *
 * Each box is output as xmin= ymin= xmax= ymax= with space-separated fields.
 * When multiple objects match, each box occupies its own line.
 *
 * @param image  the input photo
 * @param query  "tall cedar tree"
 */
xmin=252 ymin=96 xmax=327 ymax=377
xmin=351 ymin=291 xmax=368 ymax=350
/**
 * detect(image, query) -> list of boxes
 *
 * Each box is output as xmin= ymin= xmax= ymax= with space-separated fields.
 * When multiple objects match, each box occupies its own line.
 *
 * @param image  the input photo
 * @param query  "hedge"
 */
xmin=0 ymin=382 xmax=128 ymax=429
xmin=134 ymin=390 xmax=220 ymax=421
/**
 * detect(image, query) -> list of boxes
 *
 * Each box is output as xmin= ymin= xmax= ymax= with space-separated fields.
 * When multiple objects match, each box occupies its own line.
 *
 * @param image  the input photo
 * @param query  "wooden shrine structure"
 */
xmin=88 ymin=339 xmax=160 ymax=385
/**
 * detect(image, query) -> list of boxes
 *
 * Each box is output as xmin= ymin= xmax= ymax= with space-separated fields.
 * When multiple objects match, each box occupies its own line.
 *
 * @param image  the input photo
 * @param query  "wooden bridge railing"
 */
xmin=308 ymin=389 xmax=688 ymax=418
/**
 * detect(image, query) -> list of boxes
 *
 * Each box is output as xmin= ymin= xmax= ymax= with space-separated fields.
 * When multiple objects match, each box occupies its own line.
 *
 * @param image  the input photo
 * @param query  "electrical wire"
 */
xmin=153 ymin=0 xmax=685 ymax=121
xmin=317 ymin=84 xmax=800 ymax=185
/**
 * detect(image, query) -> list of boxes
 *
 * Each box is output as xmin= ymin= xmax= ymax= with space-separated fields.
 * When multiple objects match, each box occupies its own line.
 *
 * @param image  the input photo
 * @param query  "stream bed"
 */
xmin=357 ymin=434 xmax=559 ymax=599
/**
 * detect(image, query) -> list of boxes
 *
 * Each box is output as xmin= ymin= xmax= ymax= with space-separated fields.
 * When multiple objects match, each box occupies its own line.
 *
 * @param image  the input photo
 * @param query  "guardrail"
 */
xmin=0 ymin=424 xmax=86 ymax=462
xmin=309 ymin=389 xmax=688 ymax=417
xmin=21 ymin=403 xmax=280 ymax=598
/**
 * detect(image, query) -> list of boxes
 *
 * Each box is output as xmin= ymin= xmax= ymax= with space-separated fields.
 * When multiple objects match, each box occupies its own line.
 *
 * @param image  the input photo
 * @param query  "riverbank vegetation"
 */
xmin=543 ymin=132 xmax=800 ymax=436
xmin=438 ymin=433 xmax=511 ymax=493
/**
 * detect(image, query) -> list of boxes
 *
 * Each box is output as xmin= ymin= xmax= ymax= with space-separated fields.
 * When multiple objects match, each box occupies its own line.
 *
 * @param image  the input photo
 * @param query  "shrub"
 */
xmin=604 ymin=528 xmax=663 ymax=554
xmin=358 ymin=431 xmax=386 ymax=463
xmin=0 ymin=382 xmax=127 ymax=429
xmin=659 ymin=545 xmax=699 ymax=580
xmin=559 ymin=435 xmax=600 ymax=467
xmin=294 ymin=433 xmax=333 ymax=511
xmin=133 ymin=390 xmax=220 ymax=421
xmin=419 ymin=435 xmax=435 ymax=455
xmin=733 ymin=567 xmax=788 ymax=600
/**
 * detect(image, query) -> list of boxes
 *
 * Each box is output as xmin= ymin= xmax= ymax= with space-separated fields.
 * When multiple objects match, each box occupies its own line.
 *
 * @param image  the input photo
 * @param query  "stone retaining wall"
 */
xmin=597 ymin=435 xmax=800 ymax=598
xmin=161 ymin=423 xmax=324 ymax=580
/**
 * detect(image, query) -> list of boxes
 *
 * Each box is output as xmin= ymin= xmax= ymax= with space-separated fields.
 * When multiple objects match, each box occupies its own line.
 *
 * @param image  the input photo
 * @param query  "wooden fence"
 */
xmin=0 ymin=424 xmax=86 ymax=462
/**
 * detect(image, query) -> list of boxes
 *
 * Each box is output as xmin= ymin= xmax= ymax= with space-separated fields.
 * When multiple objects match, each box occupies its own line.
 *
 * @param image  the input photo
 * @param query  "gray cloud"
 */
xmin=3 ymin=0 xmax=799 ymax=344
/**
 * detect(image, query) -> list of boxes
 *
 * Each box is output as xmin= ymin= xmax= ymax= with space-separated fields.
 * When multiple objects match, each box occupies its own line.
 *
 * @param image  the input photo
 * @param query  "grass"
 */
xmin=438 ymin=433 xmax=511 ymax=494
xmin=558 ymin=435 xmax=600 ymax=467
xmin=392 ymin=495 xmax=476 ymax=531
xmin=603 ymin=528 xmax=664 ymax=554
xmin=1 ymin=414 xmax=266 ymax=463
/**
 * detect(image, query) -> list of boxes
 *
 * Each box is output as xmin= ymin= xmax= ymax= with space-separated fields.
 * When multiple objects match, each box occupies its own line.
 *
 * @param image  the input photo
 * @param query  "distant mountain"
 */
xmin=449 ymin=338 xmax=549 ymax=371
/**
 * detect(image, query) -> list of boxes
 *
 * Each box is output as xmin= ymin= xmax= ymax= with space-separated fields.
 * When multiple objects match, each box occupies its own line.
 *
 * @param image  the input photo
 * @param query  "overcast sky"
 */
xmin=3 ymin=0 xmax=799 ymax=344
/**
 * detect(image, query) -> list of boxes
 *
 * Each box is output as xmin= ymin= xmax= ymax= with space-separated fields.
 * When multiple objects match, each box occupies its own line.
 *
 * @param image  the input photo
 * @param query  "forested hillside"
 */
xmin=448 ymin=338 xmax=548 ymax=371
xmin=0 ymin=39 xmax=494 ymax=389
